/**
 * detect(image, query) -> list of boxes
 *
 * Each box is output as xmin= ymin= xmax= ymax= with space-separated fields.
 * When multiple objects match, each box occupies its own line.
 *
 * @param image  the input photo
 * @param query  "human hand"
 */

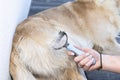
xmin=68 ymin=47 xmax=102 ymax=71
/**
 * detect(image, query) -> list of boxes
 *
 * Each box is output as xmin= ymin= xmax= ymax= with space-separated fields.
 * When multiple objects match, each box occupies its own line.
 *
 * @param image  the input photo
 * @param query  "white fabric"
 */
xmin=0 ymin=0 xmax=31 ymax=80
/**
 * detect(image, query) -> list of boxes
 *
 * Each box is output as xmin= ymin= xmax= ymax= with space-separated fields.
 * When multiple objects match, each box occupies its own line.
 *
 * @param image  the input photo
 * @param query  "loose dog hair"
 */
xmin=10 ymin=0 xmax=120 ymax=80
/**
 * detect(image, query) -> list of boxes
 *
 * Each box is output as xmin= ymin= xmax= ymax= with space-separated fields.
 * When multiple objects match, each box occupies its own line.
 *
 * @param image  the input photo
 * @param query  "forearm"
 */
xmin=102 ymin=54 xmax=120 ymax=73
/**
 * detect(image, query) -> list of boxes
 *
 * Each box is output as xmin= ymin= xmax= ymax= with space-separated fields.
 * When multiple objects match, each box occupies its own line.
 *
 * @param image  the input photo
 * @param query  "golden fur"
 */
xmin=10 ymin=0 xmax=120 ymax=80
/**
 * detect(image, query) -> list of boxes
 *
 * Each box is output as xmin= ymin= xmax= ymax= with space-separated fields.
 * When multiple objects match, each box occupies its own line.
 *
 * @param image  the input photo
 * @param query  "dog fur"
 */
xmin=10 ymin=0 xmax=120 ymax=80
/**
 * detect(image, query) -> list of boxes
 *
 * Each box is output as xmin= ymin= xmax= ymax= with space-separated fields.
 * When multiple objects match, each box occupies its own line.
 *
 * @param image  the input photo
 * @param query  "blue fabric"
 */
xmin=86 ymin=70 xmax=120 ymax=80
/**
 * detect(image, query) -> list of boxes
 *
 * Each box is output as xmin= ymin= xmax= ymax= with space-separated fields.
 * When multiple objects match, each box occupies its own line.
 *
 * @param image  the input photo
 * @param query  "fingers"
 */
xmin=75 ymin=54 xmax=96 ymax=71
xmin=78 ymin=55 xmax=92 ymax=66
xmin=78 ymin=55 xmax=92 ymax=67
xmin=74 ymin=53 xmax=90 ymax=62
xmin=82 ymin=58 xmax=95 ymax=71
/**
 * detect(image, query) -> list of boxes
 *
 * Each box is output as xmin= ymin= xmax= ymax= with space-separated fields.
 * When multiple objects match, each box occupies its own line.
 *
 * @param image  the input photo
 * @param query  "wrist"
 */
xmin=97 ymin=53 xmax=102 ymax=70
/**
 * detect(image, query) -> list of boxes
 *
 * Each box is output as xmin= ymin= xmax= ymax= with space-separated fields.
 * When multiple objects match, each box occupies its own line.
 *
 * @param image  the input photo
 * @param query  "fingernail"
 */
xmin=74 ymin=57 xmax=79 ymax=62
xmin=70 ymin=52 xmax=75 ymax=55
xmin=85 ymin=53 xmax=90 ymax=56
xmin=89 ymin=55 xmax=93 ymax=60
xmin=68 ymin=52 xmax=75 ymax=56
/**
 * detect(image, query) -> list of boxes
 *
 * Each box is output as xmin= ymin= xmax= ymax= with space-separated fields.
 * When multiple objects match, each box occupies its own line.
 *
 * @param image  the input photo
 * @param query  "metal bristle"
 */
xmin=53 ymin=31 xmax=68 ymax=50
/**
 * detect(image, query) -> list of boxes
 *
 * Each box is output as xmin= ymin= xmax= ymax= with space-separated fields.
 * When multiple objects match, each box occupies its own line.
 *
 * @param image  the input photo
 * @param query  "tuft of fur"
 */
xmin=10 ymin=0 xmax=120 ymax=80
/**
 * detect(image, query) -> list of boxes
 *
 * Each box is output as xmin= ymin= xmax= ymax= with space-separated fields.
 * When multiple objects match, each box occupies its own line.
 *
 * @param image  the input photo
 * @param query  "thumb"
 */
xmin=67 ymin=51 xmax=75 ymax=56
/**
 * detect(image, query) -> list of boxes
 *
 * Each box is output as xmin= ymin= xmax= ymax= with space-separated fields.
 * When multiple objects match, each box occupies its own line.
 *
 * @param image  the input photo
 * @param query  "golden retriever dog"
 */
xmin=10 ymin=0 xmax=120 ymax=80
xmin=116 ymin=0 xmax=120 ymax=12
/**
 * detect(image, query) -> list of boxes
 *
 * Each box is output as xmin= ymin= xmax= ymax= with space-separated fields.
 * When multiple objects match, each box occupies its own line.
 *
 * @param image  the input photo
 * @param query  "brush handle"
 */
xmin=67 ymin=44 xmax=96 ymax=65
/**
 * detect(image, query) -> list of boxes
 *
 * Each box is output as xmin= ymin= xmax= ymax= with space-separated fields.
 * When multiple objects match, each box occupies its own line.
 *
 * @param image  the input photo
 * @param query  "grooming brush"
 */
xmin=53 ymin=31 xmax=96 ymax=65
